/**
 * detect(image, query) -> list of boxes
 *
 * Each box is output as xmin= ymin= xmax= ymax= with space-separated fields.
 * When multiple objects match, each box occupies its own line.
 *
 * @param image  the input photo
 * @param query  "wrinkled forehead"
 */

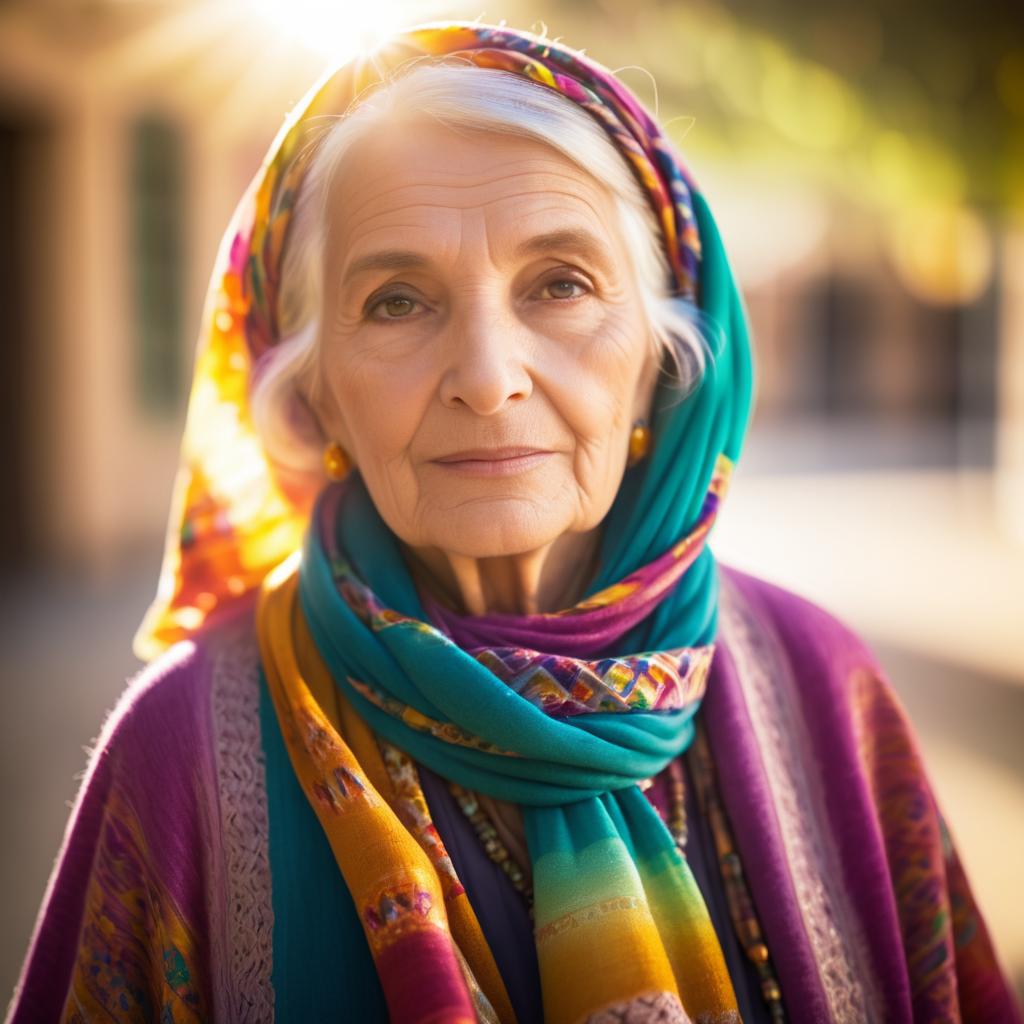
xmin=322 ymin=119 xmax=623 ymax=263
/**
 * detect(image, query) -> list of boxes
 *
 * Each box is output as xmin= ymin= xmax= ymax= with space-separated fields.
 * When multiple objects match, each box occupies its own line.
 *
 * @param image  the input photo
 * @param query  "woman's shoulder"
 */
xmin=713 ymin=560 xmax=894 ymax=735
xmin=709 ymin=570 xmax=1024 ymax=1023
xmin=716 ymin=560 xmax=878 ymax=676
xmin=106 ymin=596 xmax=261 ymax=757
xmin=9 ymin=601 xmax=265 ymax=1022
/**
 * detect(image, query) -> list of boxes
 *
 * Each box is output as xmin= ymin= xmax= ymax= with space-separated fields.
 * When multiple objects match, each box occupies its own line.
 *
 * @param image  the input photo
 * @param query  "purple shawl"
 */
xmin=8 ymin=567 xmax=1022 ymax=1022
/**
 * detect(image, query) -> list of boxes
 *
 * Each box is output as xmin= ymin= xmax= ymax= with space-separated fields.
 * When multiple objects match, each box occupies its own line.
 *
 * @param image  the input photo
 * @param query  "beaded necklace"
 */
xmin=447 ymin=782 xmax=534 ymax=915
xmin=448 ymin=722 xmax=786 ymax=1021
xmin=689 ymin=725 xmax=787 ymax=1023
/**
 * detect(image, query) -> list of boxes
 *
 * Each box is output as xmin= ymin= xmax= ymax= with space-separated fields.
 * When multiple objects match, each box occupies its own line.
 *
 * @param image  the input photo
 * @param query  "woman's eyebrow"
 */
xmin=513 ymin=227 xmax=614 ymax=274
xmin=341 ymin=250 xmax=427 ymax=286
xmin=341 ymin=227 xmax=614 ymax=288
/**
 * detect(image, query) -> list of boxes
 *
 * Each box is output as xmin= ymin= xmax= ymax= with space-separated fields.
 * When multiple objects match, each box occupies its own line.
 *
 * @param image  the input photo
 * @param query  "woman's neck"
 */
xmin=402 ymin=527 xmax=603 ymax=616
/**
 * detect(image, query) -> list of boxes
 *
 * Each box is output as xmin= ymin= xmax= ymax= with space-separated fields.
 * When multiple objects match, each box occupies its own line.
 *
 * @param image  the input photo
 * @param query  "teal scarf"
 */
xmin=298 ymin=192 xmax=752 ymax=800
xmin=285 ymin=188 xmax=754 ymax=1022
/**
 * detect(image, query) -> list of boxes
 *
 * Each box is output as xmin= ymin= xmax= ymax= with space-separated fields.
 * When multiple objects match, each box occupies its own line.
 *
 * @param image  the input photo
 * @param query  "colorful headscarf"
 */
xmin=136 ymin=18 xmax=756 ymax=1023
xmin=133 ymin=21 xmax=752 ymax=661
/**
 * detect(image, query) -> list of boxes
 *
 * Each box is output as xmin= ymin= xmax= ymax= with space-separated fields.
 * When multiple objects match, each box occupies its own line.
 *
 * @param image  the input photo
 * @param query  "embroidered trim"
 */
xmin=587 ymin=991 xmax=696 ymax=1023
xmin=535 ymin=895 xmax=643 ymax=944
xmin=346 ymin=675 xmax=521 ymax=756
xmin=361 ymin=881 xmax=440 ymax=951
xmin=376 ymin=739 xmax=466 ymax=901
xmin=718 ymin=577 xmax=880 ymax=1024
xmin=210 ymin=626 xmax=275 ymax=1022
xmin=451 ymin=941 xmax=502 ymax=1024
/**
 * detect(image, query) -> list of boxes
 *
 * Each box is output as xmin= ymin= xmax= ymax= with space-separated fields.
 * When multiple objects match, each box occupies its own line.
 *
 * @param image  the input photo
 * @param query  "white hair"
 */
xmin=251 ymin=59 xmax=710 ymax=485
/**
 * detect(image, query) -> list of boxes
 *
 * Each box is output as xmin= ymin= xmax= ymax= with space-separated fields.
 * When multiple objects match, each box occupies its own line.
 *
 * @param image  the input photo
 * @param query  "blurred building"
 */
xmin=2 ymin=0 xmax=1022 ymax=569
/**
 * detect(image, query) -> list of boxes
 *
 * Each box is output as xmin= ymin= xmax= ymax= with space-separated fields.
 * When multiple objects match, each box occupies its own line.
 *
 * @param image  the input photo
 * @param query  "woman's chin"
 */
xmin=423 ymin=500 xmax=570 ymax=560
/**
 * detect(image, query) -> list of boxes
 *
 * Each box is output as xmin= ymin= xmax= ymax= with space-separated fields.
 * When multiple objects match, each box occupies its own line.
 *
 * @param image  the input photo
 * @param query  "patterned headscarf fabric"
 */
xmin=133 ymin=21 xmax=752 ymax=661
xmin=138 ymin=17 xmax=756 ymax=1023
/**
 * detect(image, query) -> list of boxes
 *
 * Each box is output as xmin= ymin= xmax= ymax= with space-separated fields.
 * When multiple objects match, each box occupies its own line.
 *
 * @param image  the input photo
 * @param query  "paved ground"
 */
xmin=1 ymin=563 xmax=1022 ymax=1008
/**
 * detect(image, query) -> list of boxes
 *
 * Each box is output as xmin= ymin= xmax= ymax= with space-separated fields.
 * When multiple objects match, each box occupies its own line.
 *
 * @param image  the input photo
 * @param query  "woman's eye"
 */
xmin=368 ymin=294 xmax=421 ymax=320
xmin=541 ymin=278 xmax=589 ymax=300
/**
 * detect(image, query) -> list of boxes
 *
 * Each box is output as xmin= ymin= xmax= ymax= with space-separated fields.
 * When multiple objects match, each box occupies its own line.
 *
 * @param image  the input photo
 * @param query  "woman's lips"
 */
xmin=431 ymin=448 xmax=554 ymax=477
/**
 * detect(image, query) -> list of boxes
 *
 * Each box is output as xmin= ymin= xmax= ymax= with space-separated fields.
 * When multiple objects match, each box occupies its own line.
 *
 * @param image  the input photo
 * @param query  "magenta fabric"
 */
xmin=10 ymin=636 xmax=226 ymax=1020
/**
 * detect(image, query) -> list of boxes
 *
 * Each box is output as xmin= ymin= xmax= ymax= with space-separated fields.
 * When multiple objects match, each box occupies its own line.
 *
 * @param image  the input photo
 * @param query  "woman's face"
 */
xmin=313 ymin=120 xmax=658 ymax=560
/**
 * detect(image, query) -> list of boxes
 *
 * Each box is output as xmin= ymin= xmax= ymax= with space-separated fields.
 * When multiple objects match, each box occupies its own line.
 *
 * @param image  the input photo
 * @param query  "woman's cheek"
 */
xmin=554 ymin=332 xmax=642 ymax=438
xmin=349 ymin=371 xmax=431 ymax=461
xmin=332 ymin=337 xmax=425 ymax=413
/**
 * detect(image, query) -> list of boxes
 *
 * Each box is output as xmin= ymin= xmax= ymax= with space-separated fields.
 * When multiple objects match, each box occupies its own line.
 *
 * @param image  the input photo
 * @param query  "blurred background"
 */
xmin=2 ymin=0 xmax=1022 ymax=1007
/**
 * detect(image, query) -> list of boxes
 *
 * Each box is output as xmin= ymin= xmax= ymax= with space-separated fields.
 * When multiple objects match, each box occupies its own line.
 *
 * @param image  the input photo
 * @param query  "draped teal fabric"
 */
xmin=601 ymin=192 xmax=755 ymax=652
xmin=303 ymin=188 xmax=754 ymax=674
xmin=294 ymin=186 xmax=754 ymax=807
xmin=290 ymin=180 xmax=755 ymax=1019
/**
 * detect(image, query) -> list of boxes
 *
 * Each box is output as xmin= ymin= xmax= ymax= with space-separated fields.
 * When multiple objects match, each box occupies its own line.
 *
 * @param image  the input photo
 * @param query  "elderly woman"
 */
xmin=9 ymin=22 xmax=1021 ymax=1024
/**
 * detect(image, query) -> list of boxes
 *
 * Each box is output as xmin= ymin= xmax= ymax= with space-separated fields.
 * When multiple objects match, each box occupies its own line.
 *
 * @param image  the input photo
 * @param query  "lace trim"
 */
xmin=718 ymin=578 xmax=880 ymax=1024
xmin=210 ymin=626 xmax=275 ymax=1022
xmin=586 ymin=991 xmax=705 ymax=1023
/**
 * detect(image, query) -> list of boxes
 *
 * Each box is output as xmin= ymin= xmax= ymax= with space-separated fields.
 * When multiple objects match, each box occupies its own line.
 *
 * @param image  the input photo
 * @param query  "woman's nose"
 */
xmin=438 ymin=301 xmax=533 ymax=415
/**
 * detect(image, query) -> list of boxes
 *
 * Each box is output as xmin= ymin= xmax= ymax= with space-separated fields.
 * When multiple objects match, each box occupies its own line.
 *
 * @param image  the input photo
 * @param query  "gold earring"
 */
xmin=627 ymin=420 xmax=652 ymax=466
xmin=323 ymin=441 xmax=351 ymax=480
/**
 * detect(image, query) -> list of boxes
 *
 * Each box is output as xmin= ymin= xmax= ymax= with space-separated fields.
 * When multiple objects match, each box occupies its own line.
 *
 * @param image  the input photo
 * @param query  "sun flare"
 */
xmin=248 ymin=0 xmax=415 ymax=63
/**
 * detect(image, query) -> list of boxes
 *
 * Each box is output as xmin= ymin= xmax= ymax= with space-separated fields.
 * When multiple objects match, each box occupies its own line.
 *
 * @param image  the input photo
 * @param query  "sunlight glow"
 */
xmin=248 ymin=0 xmax=411 ymax=64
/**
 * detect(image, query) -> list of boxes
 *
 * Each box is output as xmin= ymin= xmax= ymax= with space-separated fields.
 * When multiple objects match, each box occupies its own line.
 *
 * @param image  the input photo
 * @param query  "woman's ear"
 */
xmin=302 ymin=356 xmax=353 ymax=455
